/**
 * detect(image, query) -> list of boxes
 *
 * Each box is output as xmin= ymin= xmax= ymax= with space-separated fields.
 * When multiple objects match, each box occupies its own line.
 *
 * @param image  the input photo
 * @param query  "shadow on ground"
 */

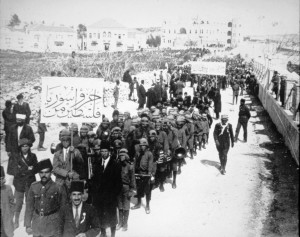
xmin=200 ymin=159 xmax=220 ymax=170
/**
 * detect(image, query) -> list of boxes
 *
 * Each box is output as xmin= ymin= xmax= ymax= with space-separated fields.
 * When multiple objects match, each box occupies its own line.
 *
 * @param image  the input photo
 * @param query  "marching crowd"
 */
xmin=1 ymin=55 xmax=257 ymax=237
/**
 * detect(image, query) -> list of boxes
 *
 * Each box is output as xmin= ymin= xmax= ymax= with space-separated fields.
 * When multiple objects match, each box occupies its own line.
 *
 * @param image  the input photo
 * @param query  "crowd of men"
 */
xmin=1 ymin=55 xmax=257 ymax=237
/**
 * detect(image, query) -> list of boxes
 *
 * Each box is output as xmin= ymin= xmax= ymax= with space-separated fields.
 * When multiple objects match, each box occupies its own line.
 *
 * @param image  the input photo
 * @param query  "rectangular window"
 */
xmin=98 ymin=33 xmax=100 ymax=39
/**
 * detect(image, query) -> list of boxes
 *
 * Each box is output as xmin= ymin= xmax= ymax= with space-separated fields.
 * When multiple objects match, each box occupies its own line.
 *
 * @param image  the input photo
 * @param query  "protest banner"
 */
xmin=41 ymin=77 xmax=104 ymax=123
xmin=188 ymin=61 xmax=226 ymax=76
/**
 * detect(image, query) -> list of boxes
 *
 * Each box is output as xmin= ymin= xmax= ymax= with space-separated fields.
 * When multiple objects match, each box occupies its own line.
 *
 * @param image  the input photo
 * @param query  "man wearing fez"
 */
xmin=213 ymin=115 xmax=234 ymax=175
xmin=53 ymin=129 xmax=84 ymax=193
xmin=25 ymin=159 xmax=67 ymax=237
xmin=6 ymin=114 xmax=35 ymax=175
xmin=58 ymin=181 xmax=100 ymax=237
xmin=13 ymin=93 xmax=31 ymax=124
xmin=91 ymin=140 xmax=122 ymax=237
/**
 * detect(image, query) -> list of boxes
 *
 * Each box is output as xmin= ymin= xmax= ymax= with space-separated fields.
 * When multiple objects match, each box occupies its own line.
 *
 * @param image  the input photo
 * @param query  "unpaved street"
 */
xmin=1 ymin=86 xmax=298 ymax=237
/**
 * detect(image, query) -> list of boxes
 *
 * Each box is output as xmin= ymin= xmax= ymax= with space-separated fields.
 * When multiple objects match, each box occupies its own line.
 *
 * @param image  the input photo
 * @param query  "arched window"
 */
xmin=179 ymin=28 xmax=187 ymax=34
xmin=108 ymin=32 xmax=111 ymax=37
xmin=103 ymin=32 xmax=106 ymax=37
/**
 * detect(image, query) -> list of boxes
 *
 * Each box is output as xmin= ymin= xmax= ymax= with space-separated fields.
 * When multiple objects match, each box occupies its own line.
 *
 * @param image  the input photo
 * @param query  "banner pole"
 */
xmin=70 ymin=126 xmax=73 ymax=172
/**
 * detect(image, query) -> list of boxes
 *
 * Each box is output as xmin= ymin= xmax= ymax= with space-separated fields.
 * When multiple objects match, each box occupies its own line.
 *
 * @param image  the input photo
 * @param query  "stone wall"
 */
xmin=255 ymin=69 xmax=299 ymax=165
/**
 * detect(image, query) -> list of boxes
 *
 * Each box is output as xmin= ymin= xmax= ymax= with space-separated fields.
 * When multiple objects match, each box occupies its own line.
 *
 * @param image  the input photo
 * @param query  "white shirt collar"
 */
xmin=17 ymin=125 xmax=24 ymax=139
xmin=72 ymin=202 xmax=83 ymax=219
xmin=102 ymin=156 xmax=110 ymax=170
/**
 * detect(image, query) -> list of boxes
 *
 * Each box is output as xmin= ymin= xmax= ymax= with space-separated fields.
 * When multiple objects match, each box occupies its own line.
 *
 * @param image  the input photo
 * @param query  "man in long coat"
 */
xmin=146 ymin=84 xmax=156 ymax=109
xmin=213 ymin=89 xmax=222 ymax=119
xmin=91 ymin=140 xmax=122 ymax=237
xmin=137 ymin=80 xmax=146 ymax=109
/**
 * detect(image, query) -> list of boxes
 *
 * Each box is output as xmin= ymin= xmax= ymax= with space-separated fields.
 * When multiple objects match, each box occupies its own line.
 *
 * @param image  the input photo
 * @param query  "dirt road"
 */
xmin=1 ymin=86 xmax=298 ymax=237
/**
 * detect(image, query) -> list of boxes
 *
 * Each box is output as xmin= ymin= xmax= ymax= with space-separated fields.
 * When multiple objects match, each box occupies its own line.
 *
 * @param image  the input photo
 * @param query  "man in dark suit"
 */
xmin=213 ymin=115 xmax=234 ymax=175
xmin=91 ymin=140 xmax=122 ymax=237
xmin=146 ymin=84 xmax=157 ymax=109
xmin=13 ymin=93 xmax=31 ymax=124
xmin=137 ymin=80 xmax=146 ymax=109
xmin=58 ymin=181 xmax=100 ymax=237
xmin=6 ymin=114 xmax=35 ymax=175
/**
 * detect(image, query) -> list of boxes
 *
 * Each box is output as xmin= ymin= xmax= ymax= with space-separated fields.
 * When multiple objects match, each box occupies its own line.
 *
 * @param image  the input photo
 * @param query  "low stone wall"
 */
xmin=258 ymin=83 xmax=299 ymax=165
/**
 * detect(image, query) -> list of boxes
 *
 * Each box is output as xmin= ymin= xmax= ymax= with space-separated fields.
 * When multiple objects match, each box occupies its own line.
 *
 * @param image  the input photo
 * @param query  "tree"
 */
xmin=184 ymin=39 xmax=197 ymax=48
xmin=8 ymin=14 xmax=21 ymax=28
xmin=146 ymin=34 xmax=161 ymax=47
xmin=77 ymin=24 xmax=87 ymax=50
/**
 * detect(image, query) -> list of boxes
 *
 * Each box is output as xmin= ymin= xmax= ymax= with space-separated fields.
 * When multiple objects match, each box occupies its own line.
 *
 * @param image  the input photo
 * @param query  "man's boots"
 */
xmin=145 ymin=198 xmax=150 ymax=214
xmin=190 ymin=149 xmax=194 ymax=159
xmin=116 ymin=209 xmax=123 ymax=230
xmin=14 ymin=212 xmax=20 ymax=229
xmin=122 ymin=210 xmax=129 ymax=231
xmin=172 ymin=171 xmax=177 ymax=189
xmin=131 ymin=198 xmax=141 ymax=210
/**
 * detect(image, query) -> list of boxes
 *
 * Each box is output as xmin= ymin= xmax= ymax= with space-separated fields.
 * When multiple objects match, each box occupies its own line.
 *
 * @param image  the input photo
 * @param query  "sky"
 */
xmin=0 ymin=0 xmax=299 ymax=35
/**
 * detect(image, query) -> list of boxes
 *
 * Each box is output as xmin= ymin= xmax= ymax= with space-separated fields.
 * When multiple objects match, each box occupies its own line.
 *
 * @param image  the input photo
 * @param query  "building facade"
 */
xmin=160 ymin=18 xmax=242 ymax=50
xmin=0 ymin=24 xmax=77 ymax=53
xmin=86 ymin=18 xmax=147 ymax=52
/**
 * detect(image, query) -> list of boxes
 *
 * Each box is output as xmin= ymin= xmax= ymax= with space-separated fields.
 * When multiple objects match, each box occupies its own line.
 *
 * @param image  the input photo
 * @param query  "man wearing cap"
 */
xmin=10 ymin=138 xmax=37 ymax=229
xmin=58 ymin=181 xmax=100 ymax=237
xmin=70 ymin=124 xmax=81 ymax=148
xmin=234 ymin=98 xmax=251 ymax=143
xmin=133 ymin=113 xmax=152 ymax=142
xmin=13 ymin=93 xmax=31 ymax=124
xmin=176 ymin=116 xmax=187 ymax=174
xmin=184 ymin=114 xmax=195 ymax=159
xmin=6 ymin=114 xmax=35 ymax=173
xmin=162 ymin=117 xmax=179 ymax=189
xmin=25 ymin=159 xmax=67 ymax=237
xmin=53 ymin=129 xmax=84 ymax=192
xmin=213 ymin=115 xmax=234 ymax=175
xmin=110 ymin=110 xmax=120 ymax=130
xmin=96 ymin=117 xmax=111 ymax=141
xmin=116 ymin=149 xmax=135 ymax=231
xmin=91 ymin=140 xmax=122 ymax=237
xmin=131 ymin=138 xmax=154 ymax=214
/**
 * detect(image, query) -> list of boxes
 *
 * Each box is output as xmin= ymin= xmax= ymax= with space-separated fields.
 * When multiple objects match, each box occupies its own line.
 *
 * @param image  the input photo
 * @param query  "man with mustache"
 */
xmin=58 ymin=181 xmax=100 ymax=237
xmin=25 ymin=159 xmax=67 ymax=237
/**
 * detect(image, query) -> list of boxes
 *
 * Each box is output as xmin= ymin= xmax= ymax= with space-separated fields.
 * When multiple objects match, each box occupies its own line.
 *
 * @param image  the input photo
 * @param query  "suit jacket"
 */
xmin=12 ymin=151 xmax=38 ymax=192
xmin=13 ymin=102 xmax=31 ymax=124
xmin=58 ymin=203 xmax=100 ymax=237
xmin=6 ymin=124 xmax=35 ymax=153
xmin=53 ymin=148 xmax=84 ymax=186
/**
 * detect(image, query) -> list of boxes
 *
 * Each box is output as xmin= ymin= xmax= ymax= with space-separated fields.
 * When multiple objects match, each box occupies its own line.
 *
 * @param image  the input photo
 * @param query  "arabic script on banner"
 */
xmin=41 ymin=77 xmax=104 ymax=123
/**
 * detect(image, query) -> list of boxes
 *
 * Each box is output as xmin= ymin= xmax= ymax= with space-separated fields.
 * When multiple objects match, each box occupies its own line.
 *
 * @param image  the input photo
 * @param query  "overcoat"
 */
xmin=91 ymin=157 xmax=122 ymax=228
xmin=12 ymin=151 xmax=38 ymax=192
